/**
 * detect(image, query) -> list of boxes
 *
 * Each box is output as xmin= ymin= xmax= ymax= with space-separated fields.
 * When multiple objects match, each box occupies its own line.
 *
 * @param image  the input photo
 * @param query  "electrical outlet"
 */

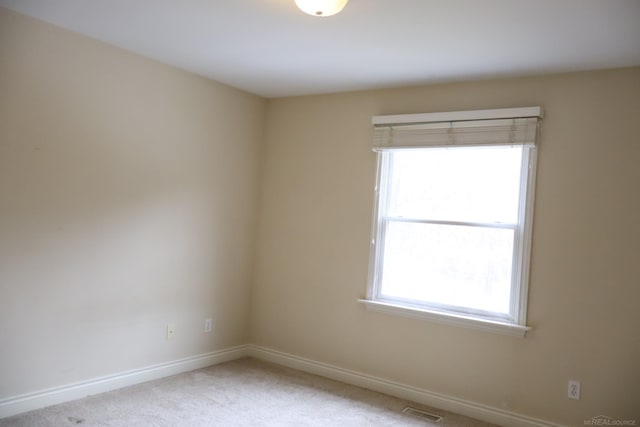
xmin=568 ymin=380 xmax=580 ymax=400
xmin=167 ymin=324 xmax=176 ymax=340
xmin=204 ymin=318 xmax=213 ymax=333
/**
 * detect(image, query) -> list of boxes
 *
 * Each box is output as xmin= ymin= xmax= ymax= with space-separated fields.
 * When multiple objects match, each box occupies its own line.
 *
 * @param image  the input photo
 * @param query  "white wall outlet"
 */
xmin=204 ymin=318 xmax=213 ymax=333
xmin=568 ymin=380 xmax=580 ymax=400
xmin=167 ymin=324 xmax=176 ymax=340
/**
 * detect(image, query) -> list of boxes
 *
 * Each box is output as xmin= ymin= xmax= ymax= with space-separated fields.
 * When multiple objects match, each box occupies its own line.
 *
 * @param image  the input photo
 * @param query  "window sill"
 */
xmin=357 ymin=299 xmax=531 ymax=338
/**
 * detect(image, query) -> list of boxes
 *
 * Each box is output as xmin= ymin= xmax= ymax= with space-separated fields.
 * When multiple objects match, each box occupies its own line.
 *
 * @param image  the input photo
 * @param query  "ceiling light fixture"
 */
xmin=295 ymin=0 xmax=349 ymax=17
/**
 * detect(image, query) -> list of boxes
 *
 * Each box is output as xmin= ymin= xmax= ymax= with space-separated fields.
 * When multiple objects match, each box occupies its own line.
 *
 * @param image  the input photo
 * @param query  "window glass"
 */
xmin=386 ymin=147 xmax=523 ymax=224
xmin=380 ymin=221 xmax=514 ymax=315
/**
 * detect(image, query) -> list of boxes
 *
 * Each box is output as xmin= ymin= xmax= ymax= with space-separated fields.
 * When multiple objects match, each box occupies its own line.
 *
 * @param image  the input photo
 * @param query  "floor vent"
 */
xmin=402 ymin=406 xmax=443 ymax=422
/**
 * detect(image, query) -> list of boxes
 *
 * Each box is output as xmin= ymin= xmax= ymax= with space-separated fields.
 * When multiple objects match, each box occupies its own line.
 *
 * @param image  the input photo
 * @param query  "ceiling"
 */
xmin=2 ymin=0 xmax=639 ymax=98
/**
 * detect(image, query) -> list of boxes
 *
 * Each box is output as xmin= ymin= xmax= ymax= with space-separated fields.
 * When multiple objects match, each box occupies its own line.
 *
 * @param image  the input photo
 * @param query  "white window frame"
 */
xmin=359 ymin=107 xmax=542 ymax=337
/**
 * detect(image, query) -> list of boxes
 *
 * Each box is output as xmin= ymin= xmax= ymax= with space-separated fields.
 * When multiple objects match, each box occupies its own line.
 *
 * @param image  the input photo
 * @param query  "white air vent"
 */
xmin=402 ymin=406 xmax=443 ymax=422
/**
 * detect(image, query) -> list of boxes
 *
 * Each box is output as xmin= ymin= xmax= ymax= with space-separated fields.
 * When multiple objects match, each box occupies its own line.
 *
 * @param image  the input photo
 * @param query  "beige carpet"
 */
xmin=0 ymin=358 xmax=498 ymax=426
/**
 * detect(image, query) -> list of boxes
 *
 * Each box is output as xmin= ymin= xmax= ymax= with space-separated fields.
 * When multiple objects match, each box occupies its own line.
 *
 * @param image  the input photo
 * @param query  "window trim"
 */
xmin=357 ymin=299 xmax=531 ymax=337
xmin=370 ymin=106 xmax=542 ymax=126
xmin=363 ymin=107 xmax=541 ymax=337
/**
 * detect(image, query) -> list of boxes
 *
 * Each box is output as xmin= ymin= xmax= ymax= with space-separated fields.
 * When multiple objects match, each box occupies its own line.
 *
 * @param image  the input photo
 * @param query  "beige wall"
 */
xmin=251 ymin=67 xmax=640 ymax=425
xmin=0 ymin=8 xmax=265 ymax=396
xmin=2 ymin=5 xmax=640 ymax=426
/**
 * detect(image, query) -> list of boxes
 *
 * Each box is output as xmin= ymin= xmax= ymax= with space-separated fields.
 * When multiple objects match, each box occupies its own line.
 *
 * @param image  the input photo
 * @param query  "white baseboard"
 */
xmin=247 ymin=345 xmax=564 ymax=427
xmin=0 ymin=345 xmax=249 ymax=419
xmin=1 ymin=343 xmax=564 ymax=426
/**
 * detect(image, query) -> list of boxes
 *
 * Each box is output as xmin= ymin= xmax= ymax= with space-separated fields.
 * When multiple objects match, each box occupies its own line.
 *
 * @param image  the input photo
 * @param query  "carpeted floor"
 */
xmin=0 ymin=358 xmax=498 ymax=426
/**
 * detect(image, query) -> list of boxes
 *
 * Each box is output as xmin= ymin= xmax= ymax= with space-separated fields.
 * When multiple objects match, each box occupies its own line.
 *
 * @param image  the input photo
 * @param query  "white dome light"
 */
xmin=295 ymin=0 xmax=349 ymax=17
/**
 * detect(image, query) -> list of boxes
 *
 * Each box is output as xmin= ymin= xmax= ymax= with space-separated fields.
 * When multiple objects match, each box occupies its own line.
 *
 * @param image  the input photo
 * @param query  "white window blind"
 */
xmin=372 ymin=107 xmax=541 ymax=150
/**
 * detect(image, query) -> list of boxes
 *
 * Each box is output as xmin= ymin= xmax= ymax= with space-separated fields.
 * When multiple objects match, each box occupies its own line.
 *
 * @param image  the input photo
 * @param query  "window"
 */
xmin=361 ymin=108 xmax=541 ymax=337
